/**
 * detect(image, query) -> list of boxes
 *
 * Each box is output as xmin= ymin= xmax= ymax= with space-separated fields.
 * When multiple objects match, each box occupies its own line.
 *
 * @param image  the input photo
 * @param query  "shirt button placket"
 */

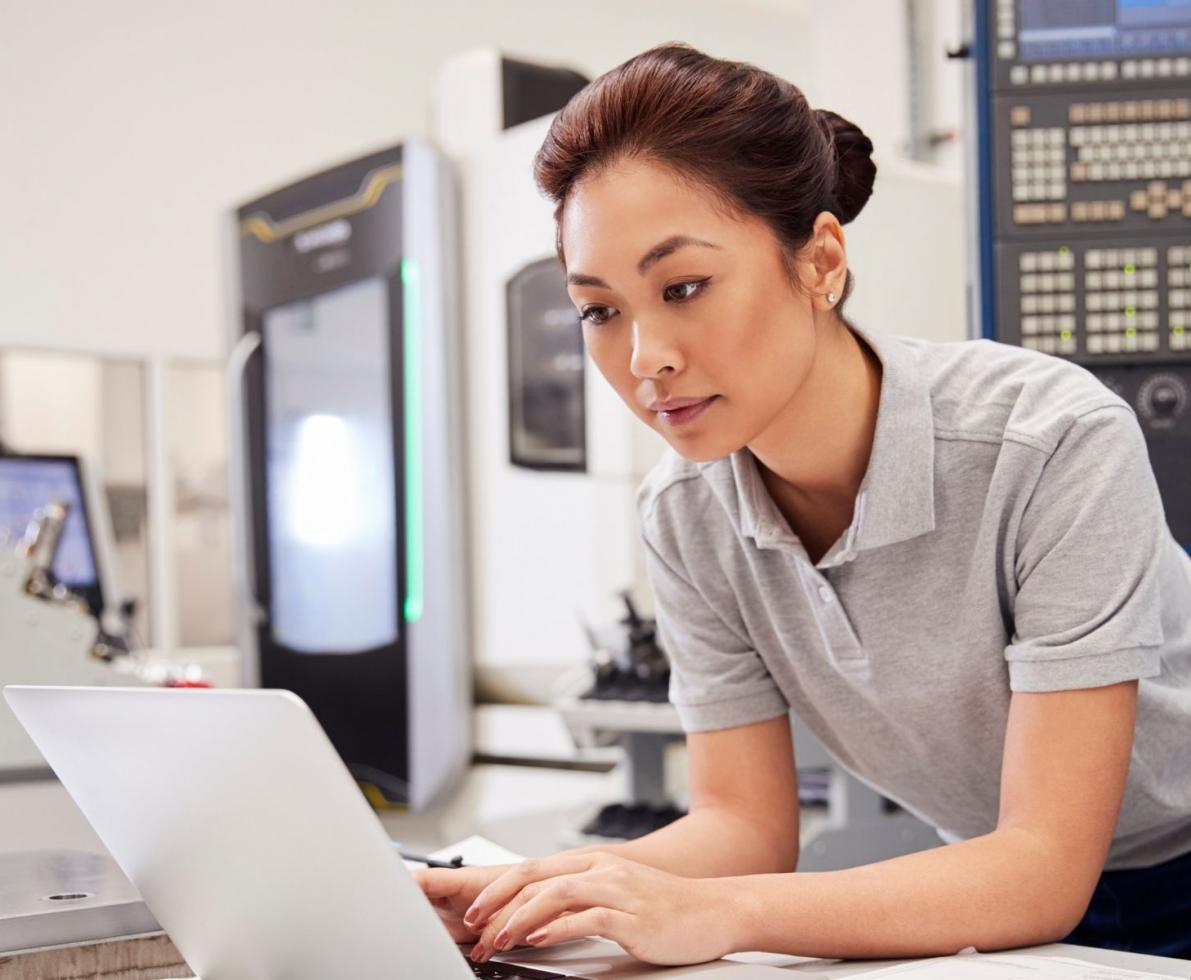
xmin=807 ymin=568 xmax=865 ymax=664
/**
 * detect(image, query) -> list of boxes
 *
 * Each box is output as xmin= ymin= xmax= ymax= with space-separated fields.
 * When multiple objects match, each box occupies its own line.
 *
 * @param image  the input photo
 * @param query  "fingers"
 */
xmin=441 ymin=915 xmax=480 ymax=944
xmin=426 ymin=895 xmax=480 ymax=943
xmin=495 ymin=876 xmax=629 ymax=954
xmin=464 ymin=853 xmax=606 ymax=930
xmin=471 ymin=872 xmax=632 ymax=963
xmin=413 ymin=867 xmax=471 ymax=901
xmin=414 ymin=863 xmax=511 ymax=903
xmin=470 ymin=878 xmax=543 ymax=962
xmin=523 ymin=906 xmax=633 ymax=950
xmin=413 ymin=866 xmax=505 ymax=946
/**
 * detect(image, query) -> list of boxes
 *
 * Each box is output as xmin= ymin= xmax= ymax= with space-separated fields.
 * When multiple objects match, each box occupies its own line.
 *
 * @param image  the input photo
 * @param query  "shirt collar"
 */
xmin=727 ymin=324 xmax=936 ymax=563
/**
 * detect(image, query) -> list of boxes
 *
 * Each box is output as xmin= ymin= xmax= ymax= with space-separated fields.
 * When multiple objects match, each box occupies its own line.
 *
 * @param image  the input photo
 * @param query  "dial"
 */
xmin=1138 ymin=374 xmax=1189 ymax=427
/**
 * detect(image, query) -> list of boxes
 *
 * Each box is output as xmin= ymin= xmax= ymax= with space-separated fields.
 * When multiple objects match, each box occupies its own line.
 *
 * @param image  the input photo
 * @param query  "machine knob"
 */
xmin=1138 ymin=374 xmax=1189 ymax=426
xmin=1151 ymin=384 xmax=1179 ymax=415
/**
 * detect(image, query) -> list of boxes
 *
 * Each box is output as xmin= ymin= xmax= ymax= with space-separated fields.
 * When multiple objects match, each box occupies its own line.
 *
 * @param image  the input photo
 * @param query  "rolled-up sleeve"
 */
xmin=642 ymin=529 xmax=788 ymax=732
xmin=1005 ymin=406 xmax=1165 ymax=692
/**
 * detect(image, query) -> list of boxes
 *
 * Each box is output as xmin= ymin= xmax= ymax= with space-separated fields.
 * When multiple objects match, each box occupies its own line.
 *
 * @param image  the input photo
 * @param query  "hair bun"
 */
xmin=816 ymin=108 xmax=876 ymax=225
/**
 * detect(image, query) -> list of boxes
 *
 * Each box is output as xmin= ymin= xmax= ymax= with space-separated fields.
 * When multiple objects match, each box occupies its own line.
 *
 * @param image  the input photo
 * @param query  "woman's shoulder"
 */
xmin=636 ymin=448 xmax=739 ymax=545
xmin=637 ymin=448 xmax=715 ymax=520
xmin=893 ymin=334 xmax=1133 ymax=455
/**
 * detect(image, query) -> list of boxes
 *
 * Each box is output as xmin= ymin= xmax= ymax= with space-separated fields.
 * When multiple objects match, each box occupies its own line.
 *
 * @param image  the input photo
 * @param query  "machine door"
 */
xmin=247 ymin=272 xmax=410 ymax=801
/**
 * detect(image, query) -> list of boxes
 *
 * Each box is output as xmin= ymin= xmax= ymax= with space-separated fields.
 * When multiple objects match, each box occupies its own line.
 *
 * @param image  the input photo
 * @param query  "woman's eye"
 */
xmin=663 ymin=278 xmax=709 ymax=303
xmin=580 ymin=305 xmax=614 ymax=325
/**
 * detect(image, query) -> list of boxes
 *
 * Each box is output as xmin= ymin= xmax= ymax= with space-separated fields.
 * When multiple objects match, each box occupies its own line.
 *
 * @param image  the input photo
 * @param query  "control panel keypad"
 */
xmin=1069 ymin=98 xmax=1191 ymax=188
xmin=1009 ymin=97 xmax=1191 ymax=228
xmin=1010 ymin=57 xmax=1190 ymax=86
xmin=1085 ymin=248 xmax=1160 ymax=354
xmin=1007 ymin=244 xmax=1191 ymax=358
xmin=1018 ymin=248 xmax=1077 ymax=354
xmin=1171 ymin=245 xmax=1191 ymax=351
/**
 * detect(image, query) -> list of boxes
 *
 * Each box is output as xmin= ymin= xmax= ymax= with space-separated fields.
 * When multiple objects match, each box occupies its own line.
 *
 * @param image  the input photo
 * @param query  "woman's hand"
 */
xmin=412 ymin=863 xmax=514 ymax=943
xmin=463 ymin=851 xmax=741 ymax=966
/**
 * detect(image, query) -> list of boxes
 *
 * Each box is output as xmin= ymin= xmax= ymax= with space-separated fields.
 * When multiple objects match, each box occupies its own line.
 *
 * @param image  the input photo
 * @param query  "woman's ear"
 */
xmin=808 ymin=212 xmax=848 ymax=308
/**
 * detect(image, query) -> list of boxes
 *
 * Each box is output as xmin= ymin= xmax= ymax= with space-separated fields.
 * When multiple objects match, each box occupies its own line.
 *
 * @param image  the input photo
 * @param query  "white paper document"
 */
xmin=430 ymin=834 xmax=526 ymax=866
xmin=850 ymin=952 xmax=1184 ymax=979
xmin=399 ymin=833 xmax=526 ymax=871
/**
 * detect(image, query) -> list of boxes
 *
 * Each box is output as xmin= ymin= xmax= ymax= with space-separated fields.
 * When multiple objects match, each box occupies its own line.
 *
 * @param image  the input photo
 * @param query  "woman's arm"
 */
xmin=471 ymin=680 xmax=1137 ymax=965
xmin=456 ymin=713 xmax=798 ymax=960
xmin=574 ymin=712 xmax=801 ymax=878
xmin=725 ymin=680 xmax=1138 ymax=958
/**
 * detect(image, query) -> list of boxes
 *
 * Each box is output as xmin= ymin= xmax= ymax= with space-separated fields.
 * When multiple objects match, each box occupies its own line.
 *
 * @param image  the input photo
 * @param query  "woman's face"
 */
xmin=560 ymin=157 xmax=825 ymax=462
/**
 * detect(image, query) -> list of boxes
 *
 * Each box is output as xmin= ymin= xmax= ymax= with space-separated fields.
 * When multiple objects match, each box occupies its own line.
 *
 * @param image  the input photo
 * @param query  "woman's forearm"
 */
xmin=723 ymin=828 xmax=1090 ymax=958
xmin=570 ymin=804 xmax=798 ymax=878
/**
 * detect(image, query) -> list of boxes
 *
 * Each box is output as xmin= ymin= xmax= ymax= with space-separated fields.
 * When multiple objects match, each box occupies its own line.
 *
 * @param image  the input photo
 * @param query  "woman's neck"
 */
xmin=748 ymin=319 xmax=883 ymax=560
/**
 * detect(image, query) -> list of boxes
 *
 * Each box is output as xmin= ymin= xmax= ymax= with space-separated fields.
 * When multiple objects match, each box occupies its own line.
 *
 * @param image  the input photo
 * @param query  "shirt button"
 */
xmin=818 ymin=585 xmax=834 ymax=603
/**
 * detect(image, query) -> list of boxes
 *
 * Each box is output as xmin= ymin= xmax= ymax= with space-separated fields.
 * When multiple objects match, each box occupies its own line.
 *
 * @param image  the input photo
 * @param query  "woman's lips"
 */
xmin=655 ymin=395 xmax=719 ymax=427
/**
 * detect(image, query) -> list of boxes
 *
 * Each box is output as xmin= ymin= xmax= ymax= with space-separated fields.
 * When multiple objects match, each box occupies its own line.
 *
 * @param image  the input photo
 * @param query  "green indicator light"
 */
xmin=1124 ymin=263 xmax=1136 ymax=274
xmin=1061 ymin=330 xmax=1072 ymax=340
xmin=1126 ymin=306 xmax=1137 ymax=317
xmin=1126 ymin=327 xmax=1137 ymax=337
xmin=1058 ymin=246 xmax=1071 ymax=255
xmin=401 ymin=258 xmax=424 ymax=624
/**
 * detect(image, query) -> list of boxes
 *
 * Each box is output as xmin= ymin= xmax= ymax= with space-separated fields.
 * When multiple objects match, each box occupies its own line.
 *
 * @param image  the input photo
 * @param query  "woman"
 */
xmin=416 ymin=43 xmax=1191 ymax=964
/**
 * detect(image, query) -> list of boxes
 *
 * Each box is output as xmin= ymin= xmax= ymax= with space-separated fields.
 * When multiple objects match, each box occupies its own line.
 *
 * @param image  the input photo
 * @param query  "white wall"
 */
xmin=798 ymin=1 xmax=911 ymax=158
xmin=0 ymin=0 xmax=947 ymax=363
xmin=165 ymin=364 xmax=235 ymax=646
xmin=0 ymin=357 xmax=103 ymax=458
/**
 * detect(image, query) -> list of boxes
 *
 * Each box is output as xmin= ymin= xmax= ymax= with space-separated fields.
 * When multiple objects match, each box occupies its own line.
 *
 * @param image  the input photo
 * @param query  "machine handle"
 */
xmin=226 ymin=331 xmax=266 ymax=626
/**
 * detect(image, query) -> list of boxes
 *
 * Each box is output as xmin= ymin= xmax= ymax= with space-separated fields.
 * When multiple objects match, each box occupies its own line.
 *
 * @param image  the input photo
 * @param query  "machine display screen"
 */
xmin=262 ymin=276 xmax=400 ymax=655
xmin=1017 ymin=0 xmax=1191 ymax=61
xmin=0 ymin=455 xmax=98 ymax=590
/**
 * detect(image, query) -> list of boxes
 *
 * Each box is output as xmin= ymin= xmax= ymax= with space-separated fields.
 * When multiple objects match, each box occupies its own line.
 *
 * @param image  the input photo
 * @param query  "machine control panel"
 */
xmin=978 ymin=0 xmax=1191 ymax=543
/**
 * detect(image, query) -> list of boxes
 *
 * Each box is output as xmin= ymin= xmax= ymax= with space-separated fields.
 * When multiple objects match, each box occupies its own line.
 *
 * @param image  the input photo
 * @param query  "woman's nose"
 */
xmin=629 ymin=321 xmax=681 ymax=379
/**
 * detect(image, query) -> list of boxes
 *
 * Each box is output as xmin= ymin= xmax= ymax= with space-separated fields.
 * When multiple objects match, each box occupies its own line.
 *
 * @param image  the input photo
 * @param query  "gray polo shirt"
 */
xmin=638 ymin=326 xmax=1191 ymax=870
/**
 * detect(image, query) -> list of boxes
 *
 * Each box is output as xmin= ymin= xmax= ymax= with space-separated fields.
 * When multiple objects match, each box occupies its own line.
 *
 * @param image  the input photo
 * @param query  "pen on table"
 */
xmin=391 ymin=841 xmax=466 ymax=869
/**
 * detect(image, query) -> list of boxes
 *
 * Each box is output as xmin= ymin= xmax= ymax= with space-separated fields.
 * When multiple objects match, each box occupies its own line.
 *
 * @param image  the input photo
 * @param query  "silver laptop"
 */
xmin=4 ymin=686 xmax=791 ymax=980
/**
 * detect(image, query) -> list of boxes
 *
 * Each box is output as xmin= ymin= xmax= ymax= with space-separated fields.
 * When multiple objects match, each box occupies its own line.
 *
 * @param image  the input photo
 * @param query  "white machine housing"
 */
xmin=435 ymin=51 xmax=668 ymax=695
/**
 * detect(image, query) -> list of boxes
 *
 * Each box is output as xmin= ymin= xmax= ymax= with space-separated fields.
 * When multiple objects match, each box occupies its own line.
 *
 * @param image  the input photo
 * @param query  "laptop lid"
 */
xmin=3 ymin=686 xmax=473 ymax=980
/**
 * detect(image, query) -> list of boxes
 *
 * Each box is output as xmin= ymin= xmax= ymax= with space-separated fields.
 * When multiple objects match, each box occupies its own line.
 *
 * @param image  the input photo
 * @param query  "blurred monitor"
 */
xmin=0 ymin=452 xmax=104 ymax=618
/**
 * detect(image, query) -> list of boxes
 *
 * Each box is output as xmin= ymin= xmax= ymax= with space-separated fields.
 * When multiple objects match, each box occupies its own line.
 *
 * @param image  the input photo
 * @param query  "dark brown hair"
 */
xmin=533 ymin=43 xmax=876 ymax=312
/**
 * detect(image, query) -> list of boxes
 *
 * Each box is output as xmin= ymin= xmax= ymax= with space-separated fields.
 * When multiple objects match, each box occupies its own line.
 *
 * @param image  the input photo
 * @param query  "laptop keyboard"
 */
xmin=465 ymin=953 xmax=574 ymax=978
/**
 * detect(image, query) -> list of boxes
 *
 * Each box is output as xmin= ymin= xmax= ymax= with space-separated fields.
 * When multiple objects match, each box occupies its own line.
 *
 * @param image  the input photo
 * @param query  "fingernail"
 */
xmin=470 ymin=945 xmax=486 ymax=963
xmin=526 ymin=929 xmax=547 ymax=944
xmin=494 ymin=929 xmax=510 ymax=951
xmin=463 ymin=907 xmax=479 ymax=926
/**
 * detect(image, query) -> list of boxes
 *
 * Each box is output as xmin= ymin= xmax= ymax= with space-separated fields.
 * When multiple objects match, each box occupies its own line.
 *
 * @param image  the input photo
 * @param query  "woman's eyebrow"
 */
xmin=637 ymin=235 xmax=720 ymax=274
xmin=566 ymin=235 xmax=721 ymax=288
xmin=566 ymin=272 xmax=610 ymax=288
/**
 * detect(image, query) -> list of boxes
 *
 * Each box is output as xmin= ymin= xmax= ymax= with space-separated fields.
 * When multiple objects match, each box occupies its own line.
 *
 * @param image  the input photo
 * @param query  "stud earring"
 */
xmin=827 ymin=290 xmax=837 ymax=304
